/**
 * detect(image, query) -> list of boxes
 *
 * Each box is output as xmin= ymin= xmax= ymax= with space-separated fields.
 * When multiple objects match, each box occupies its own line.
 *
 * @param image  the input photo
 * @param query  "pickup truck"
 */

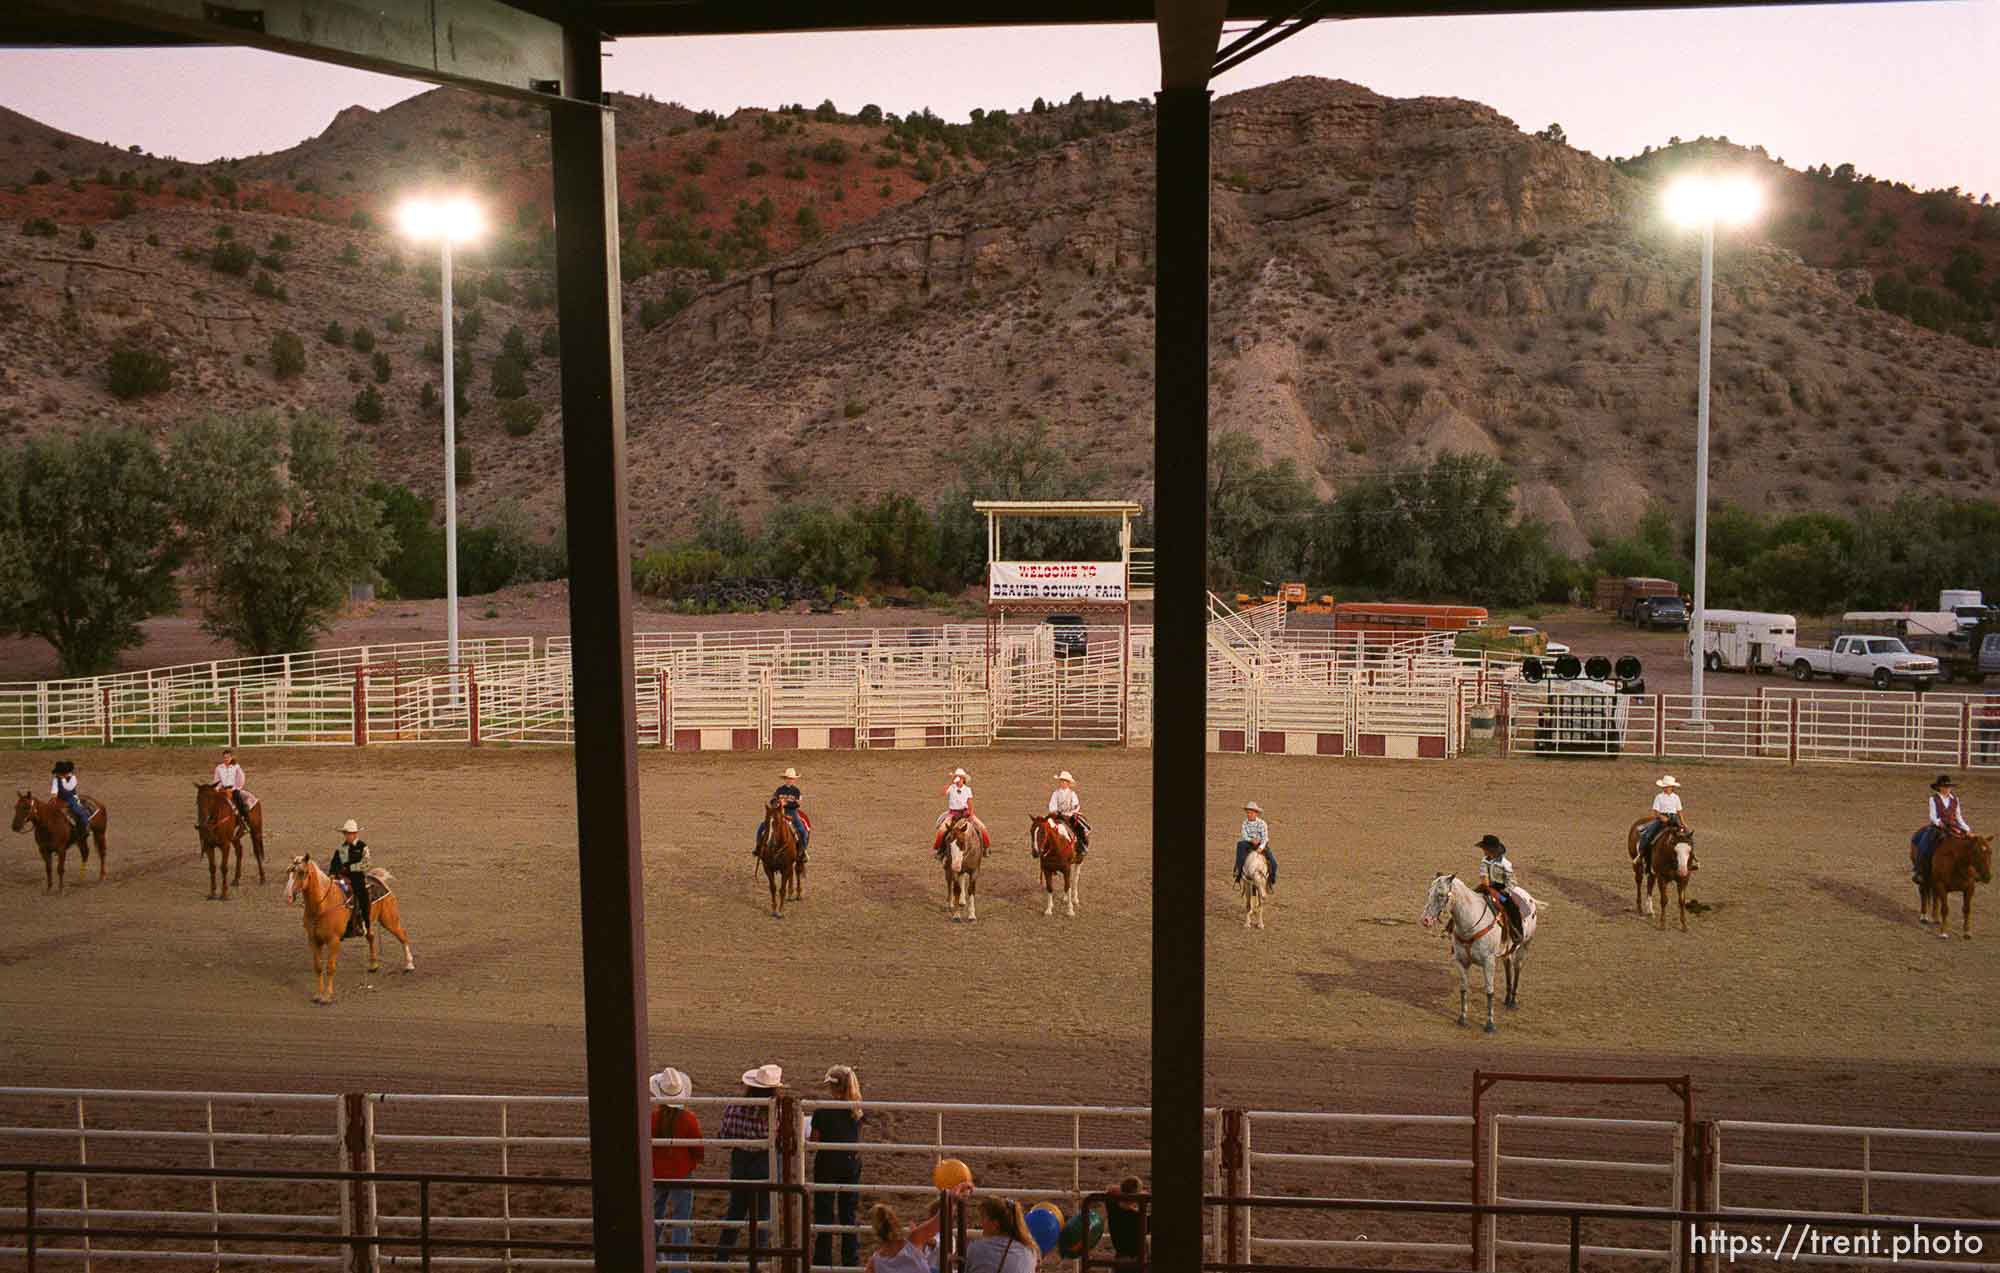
xmin=1779 ymin=635 xmax=1940 ymax=690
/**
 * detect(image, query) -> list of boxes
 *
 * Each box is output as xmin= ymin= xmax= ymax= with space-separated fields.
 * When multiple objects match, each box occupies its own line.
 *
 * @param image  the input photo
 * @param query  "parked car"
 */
xmin=1634 ymin=595 xmax=1689 ymax=630
xmin=1778 ymin=635 xmax=1940 ymax=690
xmin=1044 ymin=613 xmax=1087 ymax=659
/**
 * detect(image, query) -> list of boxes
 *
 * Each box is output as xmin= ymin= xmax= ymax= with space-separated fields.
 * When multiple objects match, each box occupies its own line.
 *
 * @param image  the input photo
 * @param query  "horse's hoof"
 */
xmin=1456 ymin=1017 xmax=1469 ymax=1028
xmin=1483 ymin=1023 xmax=1497 ymax=1034
xmin=1504 ymin=1000 xmax=1519 ymax=1010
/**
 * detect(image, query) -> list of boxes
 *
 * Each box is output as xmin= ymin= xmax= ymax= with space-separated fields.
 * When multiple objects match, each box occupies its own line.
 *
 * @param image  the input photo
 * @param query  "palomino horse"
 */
xmin=1915 ymin=832 xmax=1993 ymax=939
xmin=12 ymin=790 xmax=108 ymax=892
xmin=1628 ymin=816 xmax=1697 ymax=930
xmin=1241 ymin=846 xmax=1270 ymax=930
xmin=1028 ymin=813 xmax=1079 ymax=917
xmin=756 ymin=794 xmax=799 ymax=918
xmin=1420 ymin=873 xmax=1537 ymax=1033
xmin=284 ymin=855 xmax=414 ymax=1004
xmin=942 ymin=816 xmax=984 ymax=922
xmin=194 ymin=781 xmax=265 ymax=900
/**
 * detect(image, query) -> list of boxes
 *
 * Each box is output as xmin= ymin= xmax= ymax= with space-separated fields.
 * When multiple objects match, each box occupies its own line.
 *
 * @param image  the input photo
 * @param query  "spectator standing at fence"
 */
xmin=1107 ymin=1175 xmax=1146 ymax=1266
xmin=649 ymin=1066 xmax=704 ymax=1273
xmin=714 ymin=1064 xmax=782 ymax=1263
xmin=811 ymin=1065 xmax=866 ymax=1268
xmin=865 ymin=1204 xmax=934 ymax=1273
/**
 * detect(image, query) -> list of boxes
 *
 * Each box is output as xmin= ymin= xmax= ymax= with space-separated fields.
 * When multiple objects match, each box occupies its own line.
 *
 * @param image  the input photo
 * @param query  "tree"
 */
xmin=270 ymin=329 xmax=305 ymax=378
xmin=169 ymin=413 xmax=391 ymax=655
xmin=491 ymin=355 xmax=528 ymax=399
xmin=857 ymin=103 xmax=883 ymax=126
xmin=106 ymin=347 xmax=173 ymax=399
xmin=1208 ymin=431 xmax=1317 ymax=588
xmin=371 ymin=482 xmax=445 ymax=599
xmin=932 ymin=418 xmax=1112 ymax=583
xmin=1534 ymin=123 xmax=1567 ymax=145
xmin=0 ymin=428 xmax=180 ymax=675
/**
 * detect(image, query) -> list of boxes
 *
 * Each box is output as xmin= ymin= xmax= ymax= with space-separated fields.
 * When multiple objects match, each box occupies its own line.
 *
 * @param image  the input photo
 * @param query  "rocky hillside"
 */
xmin=1 ymin=78 xmax=1995 ymax=557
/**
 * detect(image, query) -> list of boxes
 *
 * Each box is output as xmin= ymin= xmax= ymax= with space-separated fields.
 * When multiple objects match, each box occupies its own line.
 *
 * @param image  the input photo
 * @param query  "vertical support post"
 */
xmin=467 ymin=671 xmax=481 ymax=747
xmin=419 ymin=1178 xmax=432 ymax=1273
xmin=341 ymin=1093 xmax=376 ymax=1273
xmin=1656 ymin=696 xmax=1666 ymax=759
xmin=659 ymin=676 xmax=671 ymax=748
xmin=206 ymin=1100 xmax=221 ymax=1270
xmin=99 ymin=687 xmax=111 ymax=746
xmin=353 ymin=670 xmax=367 ymax=748
xmin=227 ymin=687 xmax=240 ymax=750
xmin=1960 ymin=701 xmax=1971 ymax=770
xmin=442 ymin=237 xmax=461 ymax=682
xmin=25 ymin=1167 xmax=36 ymax=1273
xmin=1220 ymin=1109 xmax=1246 ymax=1268
xmin=1789 ymin=699 xmax=1800 ymax=766
xmin=75 ymin=1096 xmax=91 ymax=1273
xmin=1469 ymin=1073 xmax=1484 ymax=1272
xmin=1151 ymin=55 xmax=1215 ymax=1273
xmin=1860 ymin=1133 xmax=1871 ymax=1215
xmin=1689 ymin=217 xmax=1714 ymax=723
xmin=776 ymin=1089 xmax=804 ymax=1273
xmin=550 ymin=40 xmax=654 ymax=1273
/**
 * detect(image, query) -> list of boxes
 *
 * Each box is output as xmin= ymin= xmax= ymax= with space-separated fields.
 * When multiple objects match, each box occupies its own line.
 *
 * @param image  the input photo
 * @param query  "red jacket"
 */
xmin=651 ymin=1106 xmax=704 ymax=1181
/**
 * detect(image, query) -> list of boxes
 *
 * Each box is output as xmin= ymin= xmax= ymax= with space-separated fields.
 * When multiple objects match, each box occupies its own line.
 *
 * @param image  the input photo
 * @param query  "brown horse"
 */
xmin=13 ymin=789 xmax=108 ymax=892
xmin=757 ymin=794 xmax=799 ymax=918
xmin=1914 ymin=832 xmax=1993 ymax=939
xmin=1029 ymin=813 xmax=1079 ymax=918
xmin=1627 ymin=815 xmax=1696 ymax=931
xmin=283 ymin=855 xmax=414 ymax=1004
xmin=942 ymin=816 xmax=984 ymax=922
xmin=194 ymin=781 xmax=265 ymax=900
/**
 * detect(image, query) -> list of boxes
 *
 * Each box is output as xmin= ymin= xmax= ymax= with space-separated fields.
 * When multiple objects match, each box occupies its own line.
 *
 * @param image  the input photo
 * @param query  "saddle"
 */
xmin=334 ymin=873 xmax=388 ymax=940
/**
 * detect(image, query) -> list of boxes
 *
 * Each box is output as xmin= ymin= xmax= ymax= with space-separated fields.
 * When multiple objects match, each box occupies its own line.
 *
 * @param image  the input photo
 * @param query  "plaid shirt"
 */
xmin=718 ymin=1101 xmax=770 ymax=1144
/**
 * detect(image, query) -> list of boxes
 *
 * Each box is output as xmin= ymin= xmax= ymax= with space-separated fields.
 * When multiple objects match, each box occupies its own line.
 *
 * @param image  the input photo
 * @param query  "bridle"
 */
xmin=1426 ymin=875 xmax=1501 ymax=948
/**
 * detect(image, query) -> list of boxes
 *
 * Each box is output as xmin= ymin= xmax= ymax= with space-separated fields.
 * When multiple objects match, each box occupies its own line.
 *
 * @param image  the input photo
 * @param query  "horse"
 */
xmin=942 ymin=816 xmax=984 ymax=922
xmin=12 ymin=789 xmax=108 ymax=892
xmin=1028 ymin=813 xmax=1079 ymax=918
xmin=283 ymin=854 xmax=414 ymax=1004
xmin=1915 ymin=832 xmax=1993 ymax=939
xmin=1628 ymin=819 xmax=1697 ymax=932
xmin=756 ymin=794 xmax=799 ymax=918
xmin=1420 ymin=873 xmax=1537 ymax=1033
xmin=194 ymin=781 xmax=265 ymax=900
xmin=1628 ymin=816 xmax=1697 ymax=929
xmin=1241 ymin=846 xmax=1270 ymax=930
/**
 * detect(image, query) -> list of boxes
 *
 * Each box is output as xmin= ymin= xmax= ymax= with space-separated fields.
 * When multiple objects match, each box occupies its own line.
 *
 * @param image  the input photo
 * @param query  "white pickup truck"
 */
xmin=1779 ymin=635 xmax=1941 ymax=690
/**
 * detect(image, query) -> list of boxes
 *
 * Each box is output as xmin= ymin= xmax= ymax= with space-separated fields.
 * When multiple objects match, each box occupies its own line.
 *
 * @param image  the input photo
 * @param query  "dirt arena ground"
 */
xmin=4 ymin=744 xmax=1996 ymax=1131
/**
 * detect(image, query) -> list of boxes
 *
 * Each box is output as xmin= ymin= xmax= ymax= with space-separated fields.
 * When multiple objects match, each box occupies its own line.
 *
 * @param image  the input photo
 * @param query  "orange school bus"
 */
xmin=1331 ymin=602 xmax=1490 ymax=642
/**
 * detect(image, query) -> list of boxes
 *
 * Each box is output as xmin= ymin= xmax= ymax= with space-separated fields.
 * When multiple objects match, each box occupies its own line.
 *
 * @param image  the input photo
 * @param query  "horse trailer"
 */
xmin=1695 ymin=610 xmax=1797 ymax=673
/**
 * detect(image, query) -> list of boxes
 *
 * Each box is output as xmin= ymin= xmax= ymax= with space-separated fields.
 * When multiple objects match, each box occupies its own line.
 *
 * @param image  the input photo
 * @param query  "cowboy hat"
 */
xmin=1932 ymin=774 xmax=1957 ymax=790
xmin=780 ymin=767 xmax=800 ymax=780
xmin=1475 ymin=834 xmax=1507 ymax=852
xmin=950 ymin=767 xmax=969 ymax=779
xmin=648 ymin=1067 xmax=691 ymax=1101
xmin=51 ymin=760 xmax=73 ymax=775
xmin=1243 ymin=801 xmax=1262 ymax=814
xmin=1054 ymin=771 xmax=1074 ymax=782
xmin=1655 ymin=775 xmax=1680 ymax=789
xmin=741 ymin=1064 xmax=784 ymax=1089
xmin=339 ymin=818 xmax=361 ymax=834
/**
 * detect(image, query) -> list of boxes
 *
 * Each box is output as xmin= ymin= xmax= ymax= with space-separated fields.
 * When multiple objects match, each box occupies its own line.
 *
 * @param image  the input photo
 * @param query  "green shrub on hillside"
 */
xmin=106 ymin=348 xmax=173 ymax=399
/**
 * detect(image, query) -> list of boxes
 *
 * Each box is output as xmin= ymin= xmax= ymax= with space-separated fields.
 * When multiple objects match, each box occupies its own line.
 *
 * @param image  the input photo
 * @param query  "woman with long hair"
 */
xmin=811 ymin=1065 xmax=866 ymax=1268
xmin=863 ymin=1204 xmax=931 ymax=1273
xmin=908 ymin=1190 xmax=1038 ymax=1273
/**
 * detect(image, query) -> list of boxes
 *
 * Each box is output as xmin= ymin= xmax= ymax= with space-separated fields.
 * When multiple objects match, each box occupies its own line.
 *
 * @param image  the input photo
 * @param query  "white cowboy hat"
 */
xmin=950 ymin=768 xmax=969 ymax=779
xmin=339 ymin=818 xmax=361 ymax=834
xmin=648 ymin=1067 xmax=691 ymax=1101
xmin=741 ymin=1064 xmax=783 ymax=1089
xmin=1243 ymin=801 xmax=1262 ymax=813
xmin=1655 ymin=776 xmax=1680 ymax=789
xmin=780 ymin=767 xmax=800 ymax=780
xmin=1054 ymin=771 xmax=1075 ymax=782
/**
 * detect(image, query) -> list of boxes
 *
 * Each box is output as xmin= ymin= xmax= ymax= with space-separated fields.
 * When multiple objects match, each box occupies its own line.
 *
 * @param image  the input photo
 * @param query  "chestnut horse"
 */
xmin=283 ymin=855 xmax=414 ymax=1004
xmin=1028 ymin=813 xmax=1079 ymax=917
xmin=194 ymin=781 xmax=265 ymax=900
xmin=13 ymin=789 xmax=108 ymax=892
xmin=756 ymin=794 xmax=799 ymax=918
xmin=942 ymin=816 xmax=983 ymax=922
xmin=1628 ymin=816 xmax=1697 ymax=931
xmin=1914 ymin=832 xmax=1993 ymax=939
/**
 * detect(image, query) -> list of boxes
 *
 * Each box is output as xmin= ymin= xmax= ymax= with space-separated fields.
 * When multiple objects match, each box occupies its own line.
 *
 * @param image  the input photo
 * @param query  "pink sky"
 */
xmin=0 ymin=3 xmax=1994 ymax=197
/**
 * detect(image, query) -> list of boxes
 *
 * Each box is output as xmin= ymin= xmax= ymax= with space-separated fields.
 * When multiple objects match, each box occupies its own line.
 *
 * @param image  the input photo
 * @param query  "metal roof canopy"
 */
xmin=9 ymin=3 xmax=1923 ymax=1271
xmin=973 ymin=500 xmax=1146 ymax=516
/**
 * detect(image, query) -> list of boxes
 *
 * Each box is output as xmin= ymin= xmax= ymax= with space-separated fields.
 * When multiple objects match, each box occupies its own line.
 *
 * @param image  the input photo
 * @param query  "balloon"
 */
xmin=1029 ymin=1202 xmax=1064 ymax=1228
xmin=931 ymin=1158 xmax=973 ymax=1190
xmin=1058 ymin=1210 xmax=1105 ymax=1257
xmin=1025 ymin=1207 xmax=1061 ymax=1255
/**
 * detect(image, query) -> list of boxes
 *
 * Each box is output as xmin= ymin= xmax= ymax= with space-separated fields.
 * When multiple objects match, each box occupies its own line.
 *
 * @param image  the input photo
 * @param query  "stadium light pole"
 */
xmin=396 ymin=194 xmax=485 ymax=676
xmin=1665 ymin=174 xmax=1760 ymax=721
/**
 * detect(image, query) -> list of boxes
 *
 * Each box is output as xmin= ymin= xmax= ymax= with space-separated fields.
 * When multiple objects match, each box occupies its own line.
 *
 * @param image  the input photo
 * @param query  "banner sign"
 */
xmin=989 ymin=561 xmax=1128 ymax=603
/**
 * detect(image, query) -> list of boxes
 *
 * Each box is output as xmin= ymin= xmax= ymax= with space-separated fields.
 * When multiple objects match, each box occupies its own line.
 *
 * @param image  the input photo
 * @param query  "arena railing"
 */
xmin=1710 ymin=1121 xmax=2000 ymax=1229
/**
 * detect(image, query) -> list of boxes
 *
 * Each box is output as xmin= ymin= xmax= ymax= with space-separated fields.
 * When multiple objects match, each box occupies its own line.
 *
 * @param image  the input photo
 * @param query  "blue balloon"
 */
xmin=1026 ymin=1207 xmax=1062 ymax=1255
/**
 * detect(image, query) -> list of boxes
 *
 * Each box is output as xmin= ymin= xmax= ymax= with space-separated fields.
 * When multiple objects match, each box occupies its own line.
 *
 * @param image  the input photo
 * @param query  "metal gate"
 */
xmin=1484 ymin=1115 xmax=1685 ymax=1270
xmin=992 ymin=626 xmax=1126 ymax=744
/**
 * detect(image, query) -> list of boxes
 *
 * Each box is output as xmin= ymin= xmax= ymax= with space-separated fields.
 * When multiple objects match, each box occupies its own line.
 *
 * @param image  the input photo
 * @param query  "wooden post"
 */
xmin=227 ymin=687 xmax=240 ymax=750
xmin=776 ymin=1089 xmax=805 ymax=1273
xmin=352 ymin=670 xmax=367 ymax=747
xmin=1220 ymin=1108 xmax=1246 ymax=1268
xmin=1961 ymin=700 xmax=1972 ymax=770
xmin=467 ymin=671 xmax=480 ymax=747
xmin=99 ymin=687 xmax=111 ymax=746
xmin=1654 ymin=695 xmax=1666 ymax=759
xmin=341 ymin=1093 xmax=377 ymax=1273
xmin=1789 ymin=699 xmax=1800 ymax=766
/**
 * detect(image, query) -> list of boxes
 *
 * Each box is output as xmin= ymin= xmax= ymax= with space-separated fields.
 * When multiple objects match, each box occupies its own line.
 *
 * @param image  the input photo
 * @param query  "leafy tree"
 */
xmin=857 ymin=104 xmax=883 ymax=126
xmin=501 ymin=324 xmax=531 ymax=364
xmin=106 ymin=347 xmax=173 ymax=399
xmin=491 ymin=355 xmax=528 ymax=399
xmin=371 ymin=482 xmax=445 ymax=599
xmin=1207 ymin=431 xmax=1317 ymax=588
xmin=371 ymin=350 xmax=392 ymax=384
xmin=351 ymin=386 xmax=384 ymax=424
xmin=0 ymin=428 xmax=181 ymax=675
xmin=209 ymin=240 xmax=255 ymax=275
xmin=500 ymin=400 xmax=540 ymax=436
xmin=169 ymin=413 xmax=390 ymax=655
xmin=270 ymin=330 xmax=306 ymax=379
xmin=1534 ymin=123 xmax=1567 ymax=145
xmin=1585 ymin=504 xmax=1690 ymax=588
xmin=932 ymin=418 xmax=1112 ymax=582
xmin=762 ymin=503 xmax=875 ymax=592
xmin=350 ymin=326 xmax=375 ymax=353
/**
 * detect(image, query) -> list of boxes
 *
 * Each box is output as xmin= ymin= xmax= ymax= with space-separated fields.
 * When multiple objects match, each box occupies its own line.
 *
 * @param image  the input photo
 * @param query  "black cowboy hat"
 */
xmin=1474 ymin=834 xmax=1506 ymax=852
xmin=51 ymin=760 xmax=74 ymax=775
xmin=1932 ymin=774 xmax=1957 ymax=790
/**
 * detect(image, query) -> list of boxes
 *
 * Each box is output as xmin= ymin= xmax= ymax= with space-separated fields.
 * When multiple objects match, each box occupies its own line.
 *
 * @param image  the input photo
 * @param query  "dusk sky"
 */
xmin=0 ymin=2 xmax=1994 ymax=197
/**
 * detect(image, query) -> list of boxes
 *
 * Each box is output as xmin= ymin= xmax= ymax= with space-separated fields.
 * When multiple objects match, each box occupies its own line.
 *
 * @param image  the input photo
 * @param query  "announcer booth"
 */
xmin=975 ymin=500 xmax=1146 ymax=744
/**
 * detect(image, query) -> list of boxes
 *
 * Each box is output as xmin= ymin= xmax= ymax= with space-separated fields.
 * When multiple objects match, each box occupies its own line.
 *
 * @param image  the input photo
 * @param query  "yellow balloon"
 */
xmin=932 ymin=1158 xmax=973 ymax=1190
